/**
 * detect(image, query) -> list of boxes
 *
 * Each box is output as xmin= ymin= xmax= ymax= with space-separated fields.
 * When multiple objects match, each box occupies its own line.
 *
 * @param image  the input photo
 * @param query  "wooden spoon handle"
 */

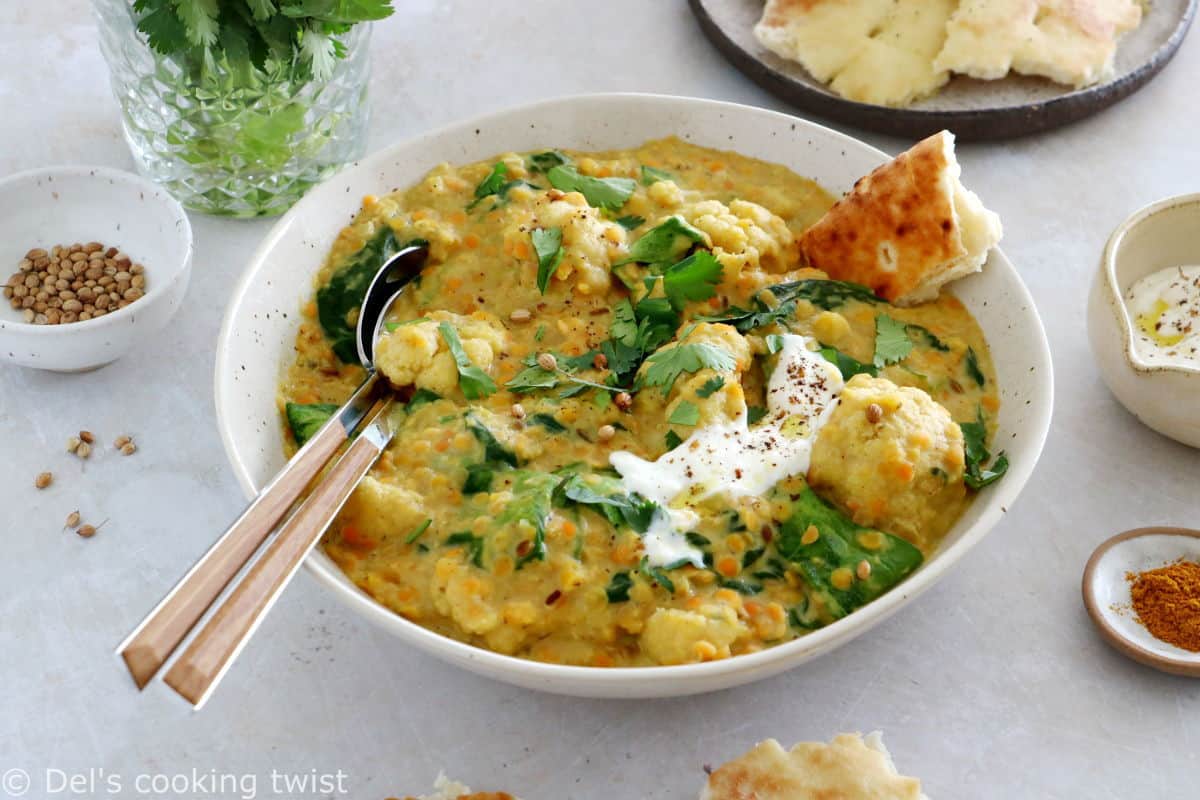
xmin=163 ymin=404 xmax=394 ymax=708
xmin=117 ymin=373 xmax=380 ymax=689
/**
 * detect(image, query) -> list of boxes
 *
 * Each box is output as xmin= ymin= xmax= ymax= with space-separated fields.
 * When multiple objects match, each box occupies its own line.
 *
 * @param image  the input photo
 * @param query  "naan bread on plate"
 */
xmin=753 ymin=0 xmax=956 ymax=107
xmin=935 ymin=0 xmax=1143 ymax=87
xmin=797 ymin=130 xmax=1002 ymax=306
xmin=700 ymin=732 xmax=930 ymax=800
xmin=396 ymin=773 xmax=518 ymax=800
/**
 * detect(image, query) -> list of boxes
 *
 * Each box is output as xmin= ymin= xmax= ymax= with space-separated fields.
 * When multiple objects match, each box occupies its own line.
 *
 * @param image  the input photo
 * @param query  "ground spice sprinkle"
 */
xmin=1128 ymin=560 xmax=1200 ymax=652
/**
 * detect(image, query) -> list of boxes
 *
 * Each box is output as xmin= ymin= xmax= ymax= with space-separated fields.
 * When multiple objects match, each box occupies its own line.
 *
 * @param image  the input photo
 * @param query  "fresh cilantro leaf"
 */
xmin=527 ymin=150 xmax=571 ymax=173
xmin=664 ymin=430 xmax=684 ymax=450
xmin=546 ymin=165 xmax=635 ymax=211
xmin=505 ymin=364 xmax=560 ymax=393
xmin=696 ymin=375 xmax=725 ymax=398
xmin=404 ymin=518 xmax=432 ymax=544
xmin=765 ymin=334 xmax=785 ymax=354
xmin=966 ymin=346 xmax=986 ymax=387
xmin=467 ymin=161 xmax=535 ymax=211
xmin=605 ymin=571 xmax=633 ymax=603
xmin=640 ymin=165 xmax=673 ymax=186
xmin=699 ymin=279 xmax=883 ymax=333
xmin=960 ymin=406 xmax=1008 ymax=489
xmin=662 ymin=251 xmax=723 ymax=310
xmin=284 ymin=402 xmax=337 ymax=445
xmin=614 ymin=214 xmax=645 ymax=231
xmin=747 ymin=406 xmax=768 ymax=425
xmin=501 ymin=471 xmax=559 ymax=567
xmin=873 ymin=314 xmax=914 ymax=368
xmin=638 ymin=557 xmax=676 ymax=594
xmin=406 ymin=388 xmax=442 ymax=412
xmin=529 ymin=413 xmax=567 ymax=433
xmin=638 ymin=342 xmax=735 ymax=393
xmin=668 ymin=400 xmax=701 ymax=426
xmin=444 ymin=531 xmax=484 ymax=568
xmin=819 ymin=347 xmax=878 ymax=380
xmin=531 ymin=227 xmax=564 ymax=294
xmin=610 ymin=299 xmax=639 ymax=347
xmin=621 ymin=216 xmax=706 ymax=271
xmin=438 ymin=322 xmax=497 ymax=399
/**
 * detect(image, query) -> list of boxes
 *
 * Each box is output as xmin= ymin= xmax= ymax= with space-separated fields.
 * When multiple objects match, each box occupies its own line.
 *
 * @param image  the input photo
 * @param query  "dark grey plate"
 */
xmin=691 ymin=0 xmax=1197 ymax=140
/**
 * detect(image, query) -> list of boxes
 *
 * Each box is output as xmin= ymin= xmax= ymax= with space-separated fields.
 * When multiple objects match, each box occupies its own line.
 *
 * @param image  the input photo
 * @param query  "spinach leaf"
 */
xmin=605 ymin=571 xmax=633 ymax=603
xmin=439 ymin=322 xmax=497 ymax=399
xmin=819 ymin=347 xmax=878 ymax=380
xmin=462 ymin=464 xmax=495 ymax=495
xmin=284 ymin=402 xmax=338 ymax=445
xmin=445 ymin=531 xmax=485 ymax=568
xmin=614 ymin=214 xmax=645 ymax=231
xmin=966 ymin=346 xmax=986 ymax=387
xmin=556 ymin=472 xmax=657 ymax=533
xmin=716 ymin=577 xmax=762 ymax=595
xmin=546 ymin=165 xmax=636 ymax=211
xmin=908 ymin=323 xmax=950 ymax=352
xmin=465 ymin=414 xmax=518 ymax=467
xmin=531 ymin=227 xmax=564 ymax=295
xmin=960 ymin=406 xmax=1008 ymax=489
xmin=776 ymin=487 xmax=923 ymax=627
xmin=529 ymin=413 xmax=567 ymax=433
xmin=316 ymin=226 xmax=404 ymax=364
xmin=638 ymin=556 xmax=676 ymax=594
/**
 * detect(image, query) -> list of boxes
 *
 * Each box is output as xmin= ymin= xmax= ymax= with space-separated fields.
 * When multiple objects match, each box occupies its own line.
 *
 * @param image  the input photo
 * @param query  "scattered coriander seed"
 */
xmin=536 ymin=352 xmax=558 ymax=371
xmin=65 ymin=511 xmax=81 ymax=529
xmin=593 ymin=352 xmax=609 ymax=370
xmin=67 ymin=436 xmax=81 ymax=453
xmin=79 ymin=430 xmax=95 ymax=444
xmin=597 ymin=424 xmax=616 ymax=442
xmin=113 ymin=435 xmax=131 ymax=449
xmin=866 ymin=403 xmax=884 ymax=424
xmin=35 ymin=471 xmax=53 ymax=489
xmin=614 ymin=391 xmax=633 ymax=411
xmin=120 ymin=442 xmax=137 ymax=456
xmin=510 ymin=403 xmax=526 ymax=419
xmin=76 ymin=441 xmax=92 ymax=459
xmin=77 ymin=524 xmax=97 ymax=539
xmin=509 ymin=308 xmax=532 ymax=323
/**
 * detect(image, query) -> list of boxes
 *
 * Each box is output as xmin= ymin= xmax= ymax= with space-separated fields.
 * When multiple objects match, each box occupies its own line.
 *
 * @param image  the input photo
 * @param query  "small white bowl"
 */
xmin=0 ymin=166 xmax=193 ymax=372
xmin=1082 ymin=527 xmax=1200 ymax=678
xmin=1087 ymin=194 xmax=1200 ymax=448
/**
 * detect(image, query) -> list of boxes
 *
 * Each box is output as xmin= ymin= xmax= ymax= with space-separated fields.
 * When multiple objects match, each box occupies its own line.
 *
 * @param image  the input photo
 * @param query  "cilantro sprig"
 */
xmin=531 ymin=227 xmax=564 ymax=294
xmin=637 ymin=341 xmax=736 ymax=393
xmin=547 ymin=165 xmax=635 ymax=211
xmin=960 ymin=407 xmax=1009 ymax=489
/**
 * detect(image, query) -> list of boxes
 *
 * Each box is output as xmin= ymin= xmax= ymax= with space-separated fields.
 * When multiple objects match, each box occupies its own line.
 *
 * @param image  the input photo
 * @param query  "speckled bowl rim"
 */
xmin=0 ymin=165 xmax=193 ymax=335
xmin=215 ymin=93 xmax=1055 ymax=697
xmin=1100 ymin=193 xmax=1200 ymax=376
xmin=1082 ymin=526 xmax=1200 ymax=678
xmin=689 ymin=0 xmax=1198 ymax=141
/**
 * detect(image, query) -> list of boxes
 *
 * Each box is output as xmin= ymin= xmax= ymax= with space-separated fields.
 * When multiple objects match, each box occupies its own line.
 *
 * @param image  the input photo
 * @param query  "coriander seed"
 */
xmin=537 ymin=352 xmax=557 ymax=371
xmin=597 ymin=424 xmax=616 ymax=442
xmin=67 ymin=436 xmax=81 ymax=453
xmin=114 ymin=435 xmax=131 ymax=449
xmin=121 ymin=442 xmax=137 ymax=456
xmin=79 ymin=430 xmax=95 ymax=444
xmin=35 ymin=471 xmax=53 ymax=489
xmin=65 ymin=511 xmax=80 ymax=528
xmin=76 ymin=442 xmax=92 ymax=459
xmin=77 ymin=524 xmax=97 ymax=539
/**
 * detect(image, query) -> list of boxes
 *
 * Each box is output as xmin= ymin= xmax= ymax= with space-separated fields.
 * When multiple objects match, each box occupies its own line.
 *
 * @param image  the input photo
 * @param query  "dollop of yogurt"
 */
xmin=1126 ymin=265 xmax=1200 ymax=367
xmin=611 ymin=334 xmax=844 ymax=567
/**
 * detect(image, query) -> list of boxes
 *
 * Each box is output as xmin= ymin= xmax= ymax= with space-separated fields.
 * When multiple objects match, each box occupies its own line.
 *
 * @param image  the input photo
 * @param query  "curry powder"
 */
xmin=1129 ymin=560 xmax=1200 ymax=652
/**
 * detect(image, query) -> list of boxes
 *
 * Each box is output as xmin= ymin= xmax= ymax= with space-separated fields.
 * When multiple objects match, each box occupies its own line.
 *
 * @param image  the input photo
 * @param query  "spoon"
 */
xmin=118 ymin=243 xmax=428 ymax=694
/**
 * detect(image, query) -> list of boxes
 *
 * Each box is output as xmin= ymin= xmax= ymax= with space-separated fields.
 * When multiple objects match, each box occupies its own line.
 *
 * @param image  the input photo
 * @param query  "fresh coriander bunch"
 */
xmin=132 ymin=0 xmax=394 ymax=84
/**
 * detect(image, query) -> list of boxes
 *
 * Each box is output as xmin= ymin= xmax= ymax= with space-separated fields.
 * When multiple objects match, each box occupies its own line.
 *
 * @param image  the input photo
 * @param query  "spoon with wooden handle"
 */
xmin=117 ymin=242 xmax=428 ymax=690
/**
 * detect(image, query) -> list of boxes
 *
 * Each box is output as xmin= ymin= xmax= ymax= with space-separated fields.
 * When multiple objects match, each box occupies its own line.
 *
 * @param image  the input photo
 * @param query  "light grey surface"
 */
xmin=1 ymin=2 xmax=1198 ymax=799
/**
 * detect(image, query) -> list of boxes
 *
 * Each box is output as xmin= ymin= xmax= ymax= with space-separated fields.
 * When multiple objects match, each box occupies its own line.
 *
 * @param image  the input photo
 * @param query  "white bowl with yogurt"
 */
xmin=1088 ymin=193 xmax=1200 ymax=448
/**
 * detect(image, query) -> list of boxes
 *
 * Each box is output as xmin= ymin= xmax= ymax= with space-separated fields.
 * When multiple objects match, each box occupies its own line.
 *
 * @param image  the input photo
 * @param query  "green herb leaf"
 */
xmin=640 ymin=165 xmax=673 ymax=186
xmin=819 ymin=347 xmax=878 ymax=380
xmin=685 ymin=532 xmax=711 ymax=548
xmin=668 ymin=400 xmax=701 ymax=427
xmin=465 ymin=414 xmax=518 ymax=467
xmin=444 ymin=531 xmax=485 ymax=568
xmin=534 ymin=323 xmax=547 ymax=342
xmin=531 ymin=227 xmax=564 ymax=295
xmin=960 ymin=407 xmax=1008 ymax=489
xmin=529 ymin=413 xmax=567 ymax=433
xmin=638 ymin=342 xmax=736 ymax=393
xmin=284 ymin=402 xmax=338 ymax=445
xmin=621 ymin=216 xmax=706 ymax=272
xmin=908 ymin=323 xmax=950 ymax=352
xmin=614 ymin=214 xmax=645 ymax=231
xmin=699 ymin=279 xmax=882 ymax=333
xmin=873 ymin=314 xmax=914 ymax=368
xmin=439 ymin=322 xmax=497 ymax=399
xmin=611 ymin=299 xmax=639 ymax=347
xmin=467 ymin=161 xmax=536 ymax=211
xmin=662 ymin=251 xmax=723 ymax=310
xmin=546 ymin=165 xmax=635 ymax=211
xmin=746 ymin=406 xmax=768 ymax=425
xmin=462 ymin=464 xmax=494 ymax=495
xmin=605 ymin=571 xmax=633 ymax=603
xmin=501 ymin=471 xmax=560 ymax=568
xmin=664 ymin=429 xmax=684 ymax=450
xmin=406 ymin=388 xmax=442 ymax=412
xmin=638 ymin=557 xmax=676 ymax=594
xmin=776 ymin=487 xmax=923 ymax=627
xmin=316 ymin=226 xmax=401 ymax=364
xmin=716 ymin=577 xmax=763 ymax=595
xmin=696 ymin=375 xmax=725 ymax=398
xmin=765 ymin=334 xmax=785 ymax=354
xmin=527 ymin=150 xmax=571 ymax=173
xmin=966 ymin=346 xmax=986 ymax=387
xmin=557 ymin=473 xmax=657 ymax=533
xmin=404 ymin=518 xmax=432 ymax=544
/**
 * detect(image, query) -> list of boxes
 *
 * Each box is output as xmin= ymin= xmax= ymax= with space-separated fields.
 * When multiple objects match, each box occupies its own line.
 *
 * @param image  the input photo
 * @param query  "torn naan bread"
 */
xmin=754 ymin=0 xmax=956 ymax=107
xmin=797 ymin=130 xmax=1002 ymax=306
xmin=700 ymin=732 xmax=930 ymax=800
xmin=935 ymin=0 xmax=1143 ymax=88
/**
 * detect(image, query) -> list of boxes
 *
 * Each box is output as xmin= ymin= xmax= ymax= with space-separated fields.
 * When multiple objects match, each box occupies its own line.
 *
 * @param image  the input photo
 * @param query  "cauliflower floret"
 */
xmin=678 ymin=198 xmax=797 ymax=286
xmin=640 ymin=603 xmax=749 ymax=665
xmin=808 ymin=374 xmax=967 ymax=548
xmin=374 ymin=310 xmax=506 ymax=398
xmin=339 ymin=476 xmax=426 ymax=544
xmin=646 ymin=178 xmax=687 ymax=209
xmin=505 ymin=190 xmax=628 ymax=295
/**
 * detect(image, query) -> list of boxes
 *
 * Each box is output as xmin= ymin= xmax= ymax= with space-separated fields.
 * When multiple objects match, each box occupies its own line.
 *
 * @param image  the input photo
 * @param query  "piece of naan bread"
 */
xmin=754 ymin=0 xmax=957 ymax=107
xmin=935 ymin=0 xmax=1143 ymax=87
xmin=397 ymin=773 xmax=518 ymax=800
xmin=701 ymin=732 xmax=930 ymax=800
xmin=797 ymin=130 xmax=1002 ymax=306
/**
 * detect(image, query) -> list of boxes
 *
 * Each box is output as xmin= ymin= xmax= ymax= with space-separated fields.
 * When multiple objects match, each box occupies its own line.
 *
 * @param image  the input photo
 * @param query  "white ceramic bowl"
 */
xmin=0 ymin=166 xmax=193 ymax=372
xmin=215 ymin=94 xmax=1054 ymax=697
xmin=1088 ymin=194 xmax=1200 ymax=448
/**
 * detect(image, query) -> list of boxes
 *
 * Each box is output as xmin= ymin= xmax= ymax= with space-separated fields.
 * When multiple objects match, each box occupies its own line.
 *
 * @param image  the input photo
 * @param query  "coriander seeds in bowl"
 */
xmin=4 ymin=242 xmax=148 ymax=326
